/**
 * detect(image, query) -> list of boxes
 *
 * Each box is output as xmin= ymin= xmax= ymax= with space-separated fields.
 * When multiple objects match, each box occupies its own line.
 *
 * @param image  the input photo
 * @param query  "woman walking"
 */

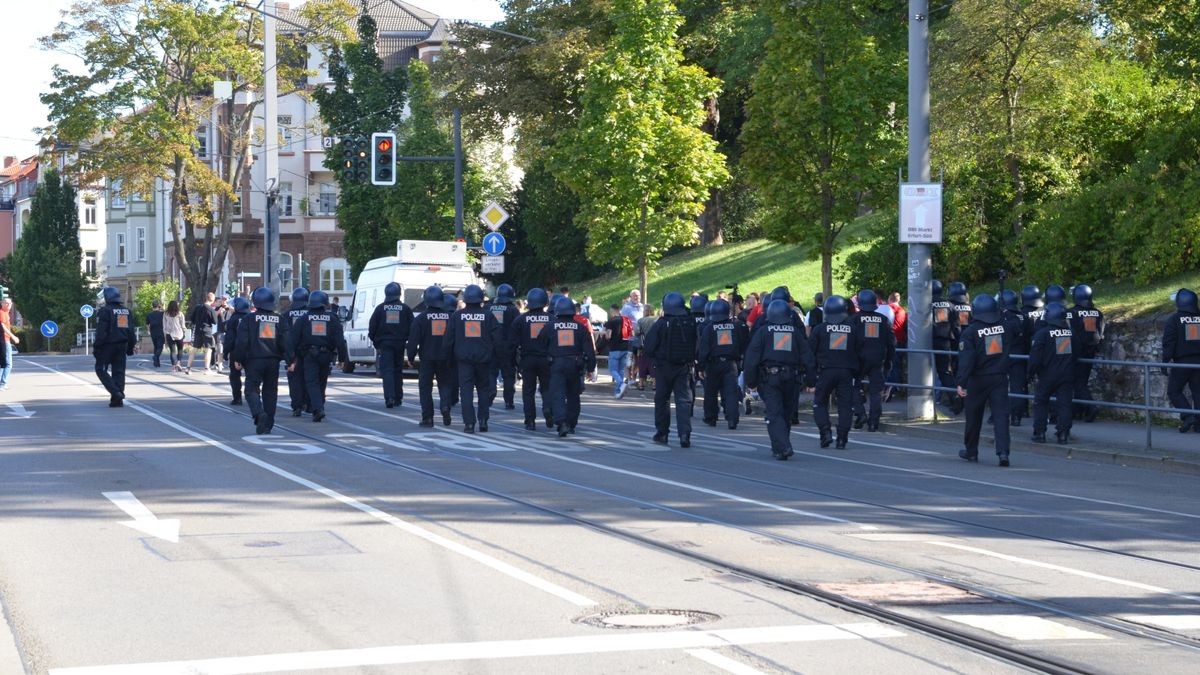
xmin=163 ymin=301 xmax=186 ymax=371
xmin=186 ymin=298 xmax=218 ymax=374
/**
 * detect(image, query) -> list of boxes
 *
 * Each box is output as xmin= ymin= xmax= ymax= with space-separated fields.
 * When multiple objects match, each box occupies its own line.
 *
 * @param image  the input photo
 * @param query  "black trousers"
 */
xmin=377 ymin=345 xmax=405 ymax=404
xmin=302 ymin=354 xmax=332 ymax=413
xmin=244 ymin=359 xmax=280 ymax=428
xmin=964 ymin=373 xmax=1011 ymax=456
xmin=418 ymin=358 xmax=455 ymax=420
xmin=492 ymin=351 xmax=517 ymax=408
xmin=1010 ymin=359 xmax=1029 ymax=417
xmin=94 ymin=343 xmax=127 ymax=398
xmin=548 ymin=357 xmax=582 ymax=427
xmin=852 ymin=363 xmax=885 ymax=425
xmin=1072 ymin=356 xmax=1096 ymax=418
xmin=1032 ymin=375 xmax=1072 ymax=436
xmin=703 ymin=360 xmax=740 ymax=425
xmin=457 ymin=360 xmax=495 ymax=427
xmin=287 ymin=356 xmax=309 ymax=412
xmin=520 ymin=355 xmax=551 ymax=425
xmin=228 ymin=363 xmax=243 ymax=401
xmin=760 ymin=369 xmax=798 ymax=454
xmin=654 ymin=362 xmax=693 ymax=438
xmin=814 ymin=368 xmax=854 ymax=437
xmin=151 ymin=333 xmax=164 ymax=367
xmin=934 ymin=340 xmax=957 ymax=404
xmin=1167 ymin=361 xmax=1200 ymax=424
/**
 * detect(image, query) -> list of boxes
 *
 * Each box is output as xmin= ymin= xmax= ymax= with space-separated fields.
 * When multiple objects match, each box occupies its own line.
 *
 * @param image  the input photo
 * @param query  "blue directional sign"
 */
xmin=40 ymin=321 xmax=59 ymax=339
xmin=80 ymin=304 xmax=94 ymax=319
xmin=481 ymin=232 xmax=507 ymax=256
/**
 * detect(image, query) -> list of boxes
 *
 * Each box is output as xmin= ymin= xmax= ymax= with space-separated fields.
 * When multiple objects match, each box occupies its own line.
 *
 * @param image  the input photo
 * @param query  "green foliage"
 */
xmin=508 ymin=162 xmax=605 ymax=288
xmin=133 ymin=279 xmax=187 ymax=322
xmin=838 ymin=211 xmax=908 ymax=295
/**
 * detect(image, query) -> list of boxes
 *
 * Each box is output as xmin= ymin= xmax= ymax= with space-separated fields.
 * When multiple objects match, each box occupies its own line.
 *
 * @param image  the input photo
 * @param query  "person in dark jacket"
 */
xmin=851 ymin=289 xmax=895 ymax=432
xmin=146 ymin=300 xmax=165 ymax=368
xmin=486 ymin=284 xmax=521 ymax=410
xmin=407 ymin=286 xmax=456 ymax=427
xmin=1069 ymin=284 xmax=1105 ymax=423
xmin=283 ymin=287 xmax=310 ymax=416
xmin=698 ymin=298 xmax=748 ymax=429
xmin=930 ymin=280 xmax=959 ymax=413
xmin=956 ymin=294 xmax=1011 ymax=465
xmin=809 ymin=296 xmax=862 ymax=449
xmin=513 ymin=287 xmax=553 ymax=431
xmin=535 ymin=296 xmax=596 ymax=436
xmin=222 ymin=297 xmax=251 ymax=405
xmin=368 ymin=282 xmax=414 ymax=408
xmin=94 ymin=286 xmax=138 ymax=407
xmin=744 ymin=299 xmax=817 ymax=459
xmin=443 ymin=284 xmax=503 ymax=433
xmin=235 ymin=287 xmax=287 ymax=435
xmin=1028 ymin=302 xmax=1078 ymax=444
xmin=1162 ymin=288 xmax=1200 ymax=433
xmin=644 ymin=292 xmax=697 ymax=447
xmin=1018 ymin=285 xmax=1045 ymax=422
xmin=287 ymin=290 xmax=347 ymax=423
xmin=185 ymin=298 xmax=218 ymax=374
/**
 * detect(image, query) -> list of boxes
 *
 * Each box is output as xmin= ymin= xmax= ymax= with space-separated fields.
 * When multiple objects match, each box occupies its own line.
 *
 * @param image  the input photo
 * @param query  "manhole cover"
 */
xmin=577 ymin=609 xmax=720 ymax=629
xmin=815 ymin=581 xmax=990 ymax=606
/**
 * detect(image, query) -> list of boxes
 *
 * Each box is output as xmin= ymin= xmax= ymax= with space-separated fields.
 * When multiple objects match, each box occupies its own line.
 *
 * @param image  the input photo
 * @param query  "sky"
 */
xmin=0 ymin=0 xmax=504 ymax=161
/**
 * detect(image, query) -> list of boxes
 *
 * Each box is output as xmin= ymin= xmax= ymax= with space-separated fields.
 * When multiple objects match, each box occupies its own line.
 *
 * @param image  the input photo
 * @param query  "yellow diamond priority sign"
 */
xmin=479 ymin=201 xmax=509 ymax=231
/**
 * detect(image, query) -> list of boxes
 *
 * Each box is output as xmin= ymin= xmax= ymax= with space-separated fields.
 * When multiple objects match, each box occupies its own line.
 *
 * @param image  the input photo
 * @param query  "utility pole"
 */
xmin=262 ymin=0 xmax=281 ymax=296
xmin=906 ymin=0 xmax=934 ymax=420
xmin=453 ymin=107 xmax=464 ymax=242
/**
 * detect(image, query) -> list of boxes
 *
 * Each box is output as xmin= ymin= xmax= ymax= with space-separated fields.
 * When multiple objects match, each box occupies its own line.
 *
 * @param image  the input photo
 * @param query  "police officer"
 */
xmin=809 ymin=296 xmax=861 ymax=449
xmin=956 ymin=294 xmax=1011 ymax=466
xmin=698 ymin=298 xmax=747 ymax=429
xmin=536 ymin=296 xmax=596 ymax=436
xmin=444 ymin=284 xmax=502 ymax=433
xmin=1028 ymin=302 xmax=1077 ymax=444
xmin=283 ymin=287 xmax=310 ymax=416
xmin=930 ymin=280 xmax=959 ymax=412
xmin=1019 ymin=285 xmax=1045 ymax=421
xmin=287 ymin=290 xmax=348 ymax=423
xmin=1162 ymin=288 xmax=1200 ymax=432
xmin=689 ymin=294 xmax=709 ymax=408
xmin=644 ymin=292 xmax=697 ymax=447
xmin=234 ymin=287 xmax=287 ymax=435
xmin=851 ymin=289 xmax=895 ymax=432
xmin=407 ymin=286 xmax=455 ymax=427
xmin=368 ymin=282 xmax=414 ymax=409
xmin=757 ymin=287 xmax=805 ymax=424
xmin=744 ymin=300 xmax=817 ymax=459
xmin=513 ymin=288 xmax=553 ymax=431
xmin=998 ymin=289 xmax=1028 ymax=426
xmin=487 ymin=284 xmax=521 ymax=410
xmin=1069 ymin=284 xmax=1104 ymax=422
xmin=94 ymin=286 xmax=138 ymax=407
xmin=222 ymin=296 xmax=251 ymax=406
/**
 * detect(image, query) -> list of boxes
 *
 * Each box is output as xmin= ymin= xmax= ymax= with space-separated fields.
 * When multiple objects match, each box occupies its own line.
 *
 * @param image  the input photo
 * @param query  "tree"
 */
xmin=742 ymin=1 xmax=905 ymax=297
xmin=552 ymin=0 xmax=728 ymax=300
xmin=509 ymin=161 xmax=604 ymax=288
xmin=133 ymin=278 xmax=188 ymax=324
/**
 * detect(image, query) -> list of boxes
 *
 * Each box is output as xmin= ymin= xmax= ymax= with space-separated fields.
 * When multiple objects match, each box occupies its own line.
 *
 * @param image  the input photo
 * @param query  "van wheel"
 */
xmin=342 ymin=362 xmax=356 ymax=374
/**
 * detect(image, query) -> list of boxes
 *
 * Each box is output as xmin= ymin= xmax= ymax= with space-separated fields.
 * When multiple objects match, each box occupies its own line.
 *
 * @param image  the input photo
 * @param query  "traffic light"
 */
xmin=341 ymin=135 xmax=369 ymax=184
xmin=300 ymin=260 xmax=311 ymax=289
xmin=371 ymin=132 xmax=396 ymax=186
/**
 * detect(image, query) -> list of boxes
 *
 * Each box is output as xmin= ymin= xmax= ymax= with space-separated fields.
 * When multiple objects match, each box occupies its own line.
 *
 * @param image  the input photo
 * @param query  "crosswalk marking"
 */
xmin=942 ymin=615 xmax=1108 ymax=641
xmin=1124 ymin=615 xmax=1200 ymax=631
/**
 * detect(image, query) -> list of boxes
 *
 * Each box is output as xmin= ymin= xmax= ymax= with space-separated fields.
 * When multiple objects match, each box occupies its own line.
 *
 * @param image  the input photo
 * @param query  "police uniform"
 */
xmin=1069 ymin=285 xmax=1104 ymax=422
xmin=850 ymin=292 xmax=895 ymax=432
xmin=94 ymin=288 xmax=138 ymax=406
xmin=698 ymin=302 xmax=748 ymax=430
xmin=956 ymin=295 xmax=1011 ymax=464
xmin=235 ymin=288 xmax=287 ymax=435
xmin=444 ymin=286 xmax=503 ymax=433
xmin=1028 ymin=303 xmax=1077 ymax=444
xmin=283 ymin=289 xmax=311 ymax=415
xmin=809 ymin=298 xmax=862 ymax=449
xmin=1162 ymin=289 xmax=1200 ymax=432
xmin=644 ymin=292 xmax=697 ymax=447
xmin=287 ymin=293 xmax=348 ymax=422
xmin=513 ymin=290 xmax=553 ymax=430
xmin=744 ymin=301 xmax=816 ymax=459
xmin=535 ymin=298 xmax=596 ymax=436
xmin=1018 ymin=285 xmax=1045 ymax=423
xmin=368 ymin=287 xmax=414 ymax=408
xmin=486 ymin=291 xmax=521 ymax=410
xmin=930 ymin=281 xmax=959 ymax=412
xmin=407 ymin=288 xmax=456 ymax=427
xmin=997 ymin=292 xmax=1027 ymax=426
xmin=222 ymin=300 xmax=250 ymax=405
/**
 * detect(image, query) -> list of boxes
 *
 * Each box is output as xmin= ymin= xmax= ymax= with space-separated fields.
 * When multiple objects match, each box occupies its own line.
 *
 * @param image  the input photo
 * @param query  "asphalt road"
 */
xmin=1 ymin=355 xmax=1198 ymax=674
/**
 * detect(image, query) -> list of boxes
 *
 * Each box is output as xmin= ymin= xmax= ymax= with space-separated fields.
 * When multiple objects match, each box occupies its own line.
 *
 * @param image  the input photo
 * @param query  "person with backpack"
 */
xmin=644 ymin=292 xmax=697 ymax=447
xmin=604 ymin=303 xmax=634 ymax=398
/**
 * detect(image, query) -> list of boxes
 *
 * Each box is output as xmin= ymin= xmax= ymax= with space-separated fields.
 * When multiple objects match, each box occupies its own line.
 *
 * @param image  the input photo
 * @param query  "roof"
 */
xmin=280 ymin=0 xmax=442 ymax=36
xmin=0 ymin=157 xmax=37 ymax=182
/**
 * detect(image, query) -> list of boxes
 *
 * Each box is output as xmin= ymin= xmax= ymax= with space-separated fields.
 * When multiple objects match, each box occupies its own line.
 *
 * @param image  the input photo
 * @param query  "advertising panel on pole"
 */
xmin=899 ymin=183 xmax=943 ymax=244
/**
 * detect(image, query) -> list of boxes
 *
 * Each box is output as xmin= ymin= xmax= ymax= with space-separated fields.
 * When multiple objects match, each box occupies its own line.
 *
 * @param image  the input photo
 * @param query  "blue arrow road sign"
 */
xmin=482 ymin=232 xmax=507 ymax=256
xmin=40 ymin=321 xmax=59 ymax=338
xmin=80 ymin=304 xmax=94 ymax=319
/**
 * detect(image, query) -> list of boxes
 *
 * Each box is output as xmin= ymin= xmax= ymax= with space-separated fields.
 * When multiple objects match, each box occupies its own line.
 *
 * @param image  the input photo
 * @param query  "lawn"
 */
xmin=968 ymin=270 xmax=1200 ymax=321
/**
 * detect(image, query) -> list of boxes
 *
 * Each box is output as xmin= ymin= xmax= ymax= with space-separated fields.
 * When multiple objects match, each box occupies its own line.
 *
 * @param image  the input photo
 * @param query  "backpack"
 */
xmin=620 ymin=315 xmax=634 ymax=341
xmin=665 ymin=317 xmax=694 ymax=364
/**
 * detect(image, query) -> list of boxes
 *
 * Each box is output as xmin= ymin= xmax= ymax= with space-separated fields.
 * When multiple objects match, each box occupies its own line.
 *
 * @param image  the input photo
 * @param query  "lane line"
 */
xmin=940 ymin=615 xmax=1108 ymax=641
xmin=48 ymin=623 xmax=904 ymax=674
xmin=1123 ymin=615 xmax=1200 ymax=631
xmin=27 ymin=361 xmax=597 ymax=608
xmin=685 ymin=648 xmax=769 ymax=675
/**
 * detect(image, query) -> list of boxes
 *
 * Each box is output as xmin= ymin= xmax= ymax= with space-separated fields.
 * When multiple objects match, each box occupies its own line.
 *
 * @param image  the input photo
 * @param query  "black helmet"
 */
xmin=102 ymin=286 xmax=122 ymax=304
xmin=770 ymin=286 xmax=792 ymax=303
xmin=1175 ymin=288 xmax=1198 ymax=313
xmin=766 ymin=299 xmax=792 ymax=325
xmin=707 ymin=298 xmax=731 ymax=322
xmin=1044 ymin=302 xmax=1069 ymax=328
xmin=291 ymin=287 xmax=309 ymax=307
xmin=384 ymin=282 xmax=401 ymax=301
xmin=308 ymin=290 xmax=329 ymax=310
xmin=932 ymin=280 xmax=943 ymax=298
xmin=232 ymin=296 xmax=251 ymax=313
xmin=251 ymin=286 xmax=276 ymax=311
xmin=553 ymin=296 xmax=575 ymax=317
xmin=1072 ymin=284 xmax=1094 ymax=309
xmin=422 ymin=286 xmax=442 ymax=310
xmin=972 ymin=294 xmax=1000 ymax=324
xmin=443 ymin=293 xmax=458 ymax=310
xmin=948 ymin=281 xmax=968 ymax=304
xmin=823 ymin=295 xmax=849 ymax=323
xmin=690 ymin=294 xmax=709 ymax=315
xmin=526 ymin=287 xmax=548 ymax=310
xmin=998 ymin=289 xmax=1019 ymax=312
xmin=1020 ymin=284 xmax=1043 ymax=309
xmin=463 ymin=285 xmax=485 ymax=305
xmin=856 ymin=289 xmax=878 ymax=313
xmin=1045 ymin=284 xmax=1066 ymax=304
xmin=662 ymin=292 xmax=688 ymax=316
xmin=495 ymin=284 xmax=515 ymax=304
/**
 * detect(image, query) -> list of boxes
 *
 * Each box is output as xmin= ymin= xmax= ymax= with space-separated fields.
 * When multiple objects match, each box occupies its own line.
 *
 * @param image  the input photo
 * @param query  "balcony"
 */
xmin=0 ymin=198 xmax=13 ymax=211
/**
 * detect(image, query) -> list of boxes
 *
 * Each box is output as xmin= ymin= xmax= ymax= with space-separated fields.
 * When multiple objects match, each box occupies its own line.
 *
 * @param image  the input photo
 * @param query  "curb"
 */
xmin=0 ymin=595 xmax=27 ymax=675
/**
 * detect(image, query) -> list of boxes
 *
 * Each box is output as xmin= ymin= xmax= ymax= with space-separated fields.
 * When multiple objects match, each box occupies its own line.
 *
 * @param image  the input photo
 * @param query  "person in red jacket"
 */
xmin=886 ymin=292 xmax=907 ymax=399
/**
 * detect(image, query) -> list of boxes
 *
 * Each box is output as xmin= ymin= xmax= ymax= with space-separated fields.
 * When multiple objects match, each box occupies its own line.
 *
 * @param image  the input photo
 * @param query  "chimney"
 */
xmin=3 ymin=157 xmax=15 ymax=169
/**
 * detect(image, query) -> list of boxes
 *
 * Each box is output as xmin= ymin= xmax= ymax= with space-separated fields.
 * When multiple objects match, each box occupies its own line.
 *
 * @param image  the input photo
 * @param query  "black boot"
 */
xmin=109 ymin=396 xmax=124 ymax=408
xmin=958 ymin=448 xmax=978 ymax=462
xmin=524 ymin=421 xmax=537 ymax=431
xmin=557 ymin=423 xmax=569 ymax=438
xmin=652 ymin=432 xmax=669 ymax=445
xmin=1031 ymin=433 xmax=1047 ymax=443
xmin=819 ymin=429 xmax=832 ymax=448
xmin=728 ymin=421 xmax=738 ymax=430
xmin=835 ymin=434 xmax=847 ymax=450
xmin=254 ymin=413 xmax=270 ymax=435
xmin=1056 ymin=430 xmax=1070 ymax=444
xmin=442 ymin=409 xmax=452 ymax=426
xmin=998 ymin=453 xmax=1010 ymax=467
xmin=1010 ymin=413 xmax=1021 ymax=427
xmin=479 ymin=421 xmax=488 ymax=432
xmin=312 ymin=410 xmax=326 ymax=423
xmin=464 ymin=424 xmax=475 ymax=434
xmin=679 ymin=435 xmax=691 ymax=448
xmin=853 ymin=414 xmax=865 ymax=430
xmin=292 ymin=408 xmax=302 ymax=417
xmin=419 ymin=417 xmax=435 ymax=428
xmin=1084 ymin=406 xmax=1098 ymax=423
xmin=230 ymin=398 xmax=242 ymax=406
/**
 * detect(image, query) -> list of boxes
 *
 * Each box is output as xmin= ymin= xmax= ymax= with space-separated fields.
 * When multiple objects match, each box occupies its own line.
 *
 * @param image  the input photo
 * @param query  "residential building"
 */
xmin=103 ymin=177 xmax=167 ymax=302
xmin=0 ymin=157 xmax=22 ymax=259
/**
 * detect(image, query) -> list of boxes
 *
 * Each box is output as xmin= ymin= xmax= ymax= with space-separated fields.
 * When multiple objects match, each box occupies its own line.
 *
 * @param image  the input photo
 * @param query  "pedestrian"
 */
xmin=283 ymin=287 xmax=310 ymax=415
xmin=644 ymin=292 xmax=697 ymax=447
xmin=810 ymin=296 xmax=862 ymax=449
xmin=368 ymin=282 xmax=414 ymax=408
xmin=634 ymin=304 xmax=658 ymax=390
xmin=222 ymin=297 xmax=251 ymax=405
xmin=0 ymin=297 xmax=18 ymax=390
xmin=738 ymin=293 xmax=758 ymax=325
xmin=1069 ymin=284 xmax=1105 ymax=423
xmin=956 ymin=293 xmax=1011 ymax=466
xmin=287 ymin=290 xmax=347 ymax=423
xmin=930 ymin=280 xmax=960 ymax=413
xmin=698 ymin=297 xmax=748 ymax=429
xmin=744 ymin=299 xmax=817 ymax=459
xmin=998 ymin=289 xmax=1028 ymax=426
xmin=211 ymin=296 xmax=228 ymax=373
xmin=1162 ymin=288 xmax=1200 ymax=433
xmin=163 ymin=300 xmax=185 ymax=371
xmin=806 ymin=293 xmax=825 ymax=334
xmin=1029 ymin=302 xmax=1077 ymax=444
xmin=93 ymin=287 xmax=138 ymax=407
xmin=185 ymin=297 xmax=217 ymax=374
xmin=407 ymin=286 xmax=457 ymax=427
xmin=851 ymin=289 xmax=895 ymax=432
xmin=444 ymin=284 xmax=502 ymax=433
xmin=235 ymin=287 xmax=286 ymax=435
xmin=1018 ymin=285 xmax=1045 ymax=421
xmin=605 ymin=303 xmax=633 ymax=398
xmin=146 ymin=300 xmax=165 ymax=368
xmin=623 ymin=289 xmax=645 ymax=321
xmin=485 ymin=284 xmax=520 ymax=410
xmin=513 ymin=288 xmax=553 ymax=430
xmin=536 ymin=295 xmax=596 ymax=436
xmin=887 ymin=292 xmax=907 ymax=396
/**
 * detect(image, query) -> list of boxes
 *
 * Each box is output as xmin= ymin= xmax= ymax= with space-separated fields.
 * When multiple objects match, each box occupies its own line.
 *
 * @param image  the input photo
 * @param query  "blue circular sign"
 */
xmin=482 ymin=232 xmax=507 ymax=256
xmin=80 ymin=304 xmax=94 ymax=319
xmin=40 ymin=321 xmax=59 ymax=338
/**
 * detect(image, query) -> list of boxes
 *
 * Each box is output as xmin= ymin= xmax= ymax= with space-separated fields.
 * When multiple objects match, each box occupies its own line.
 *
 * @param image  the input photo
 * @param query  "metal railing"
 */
xmin=889 ymin=347 xmax=1200 ymax=450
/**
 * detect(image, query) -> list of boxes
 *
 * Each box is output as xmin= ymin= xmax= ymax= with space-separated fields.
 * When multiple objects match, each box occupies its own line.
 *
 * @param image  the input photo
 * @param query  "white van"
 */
xmin=342 ymin=240 xmax=480 ymax=373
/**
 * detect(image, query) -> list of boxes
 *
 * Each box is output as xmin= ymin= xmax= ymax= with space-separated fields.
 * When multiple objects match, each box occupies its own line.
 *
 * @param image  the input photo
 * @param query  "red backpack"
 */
xmin=620 ymin=315 xmax=634 ymax=340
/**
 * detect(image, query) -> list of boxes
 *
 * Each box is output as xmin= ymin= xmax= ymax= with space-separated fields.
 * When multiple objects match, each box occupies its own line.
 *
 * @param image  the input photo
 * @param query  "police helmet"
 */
xmin=526 ymin=287 xmax=549 ymax=310
xmin=1072 ymin=284 xmax=1094 ymax=309
xmin=932 ymin=280 xmax=943 ymax=298
xmin=1045 ymin=284 xmax=1066 ymax=304
xmin=707 ymin=298 xmax=731 ymax=322
xmin=971 ymin=293 xmax=1001 ymax=324
xmin=251 ymin=286 xmax=276 ymax=311
xmin=422 ymin=286 xmax=442 ymax=310
xmin=1044 ymin=302 xmax=1069 ymax=328
xmin=463 ymin=285 xmax=485 ymax=305
xmin=998 ymin=289 xmax=1019 ymax=312
xmin=495 ymin=284 xmax=515 ymax=304
xmin=770 ymin=286 xmax=792 ymax=304
xmin=384 ymin=282 xmax=401 ymax=301
xmin=765 ymin=299 xmax=792 ymax=325
xmin=1020 ymin=284 xmax=1043 ymax=309
xmin=553 ymin=296 xmax=576 ymax=317
xmin=690 ymin=294 xmax=709 ymax=315
xmin=822 ymin=295 xmax=849 ymax=323
xmin=102 ymin=286 xmax=122 ymax=304
xmin=948 ymin=281 xmax=968 ymax=304
xmin=232 ymin=296 xmax=251 ymax=313
xmin=443 ymin=293 xmax=458 ymax=310
xmin=307 ymin=290 xmax=329 ymax=310
xmin=1175 ymin=288 xmax=1198 ymax=313
xmin=291 ymin=287 xmax=309 ymax=307
xmin=856 ymin=289 xmax=878 ymax=313
xmin=662 ymin=292 xmax=688 ymax=317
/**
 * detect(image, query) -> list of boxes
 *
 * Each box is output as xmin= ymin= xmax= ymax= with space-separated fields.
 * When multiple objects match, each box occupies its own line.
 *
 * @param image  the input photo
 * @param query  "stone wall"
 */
xmin=1092 ymin=314 xmax=1178 ymax=422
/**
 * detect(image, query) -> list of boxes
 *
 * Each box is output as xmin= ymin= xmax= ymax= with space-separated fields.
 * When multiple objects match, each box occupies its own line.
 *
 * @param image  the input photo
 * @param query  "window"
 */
xmin=196 ymin=126 xmax=209 ymax=158
xmin=278 ymin=252 xmax=294 ymax=294
xmin=319 ymin=257 xmax=353 ymax=293
xmin=277 ymin=115 xmax=293 ymax=150
xmin=83 ymin=198 xmax=96 ymax=226
xmin=116 ymin=232 xmax=127 ymax=265
xmin=84 ymin=251 xmax=97 ymax=277
xmin=315 ymin=183 xmax=337 ymax=215
xmin=111 ymin=179 xmax=126 ymax=208
xmin=231 ymin=195 xmax=241 ymax=218
xmin=136 ymin=227 xmax=146 ymax=261
xmin=279 ymin=182 xmax=293 ymax=217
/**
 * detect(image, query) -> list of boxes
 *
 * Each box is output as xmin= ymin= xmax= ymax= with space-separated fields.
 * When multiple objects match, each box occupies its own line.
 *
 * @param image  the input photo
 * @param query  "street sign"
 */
xmin=481 ymin=232 xmax=507 ymax=256
xmin=481 ymin=255 xmax=505 ymax=274
xmin=40 ymin=321 xmax=59 ymax=339
xmin=479 ymin=202 xmax=509 ymax=231
xmin=322 ymin=136 xmax=334 ymax=149
xmin=899 ymin=183 xmax=943 ymax=244
xmin=80 ymin=304 xmax=94 ymax=319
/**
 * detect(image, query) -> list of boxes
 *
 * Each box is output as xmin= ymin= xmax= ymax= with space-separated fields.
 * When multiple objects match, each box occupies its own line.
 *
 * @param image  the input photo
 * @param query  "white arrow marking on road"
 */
xmin=5 ymin=403 xmax=35 ymax=418
xmin=102 ymin=492 xmax=180 ymax=543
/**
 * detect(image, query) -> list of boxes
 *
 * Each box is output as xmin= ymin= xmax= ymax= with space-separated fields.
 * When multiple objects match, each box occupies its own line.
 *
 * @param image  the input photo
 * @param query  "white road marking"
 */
xmin=941 ymin=615 xmax=1108 ymax=641
xmin=1123 ymin=615 xmax=1200 ymax=631
xmin=31 ymin=362 xmax=597 ymax=608
xmin=102 ymin=491 xmax=180 ymax=543
xmin=4 ymin=402 xmax=36 ymax=418
xmin=795 ymin=431 xmax=939 ymax=455
xmin=685 ymin=648 xmax=768 ymax=675
xmin=48 ymin=623 xmax=904 ymax=674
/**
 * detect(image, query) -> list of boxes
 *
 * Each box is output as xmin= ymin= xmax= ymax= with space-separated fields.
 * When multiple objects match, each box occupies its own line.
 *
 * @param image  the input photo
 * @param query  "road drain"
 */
xmin=577 ymin=609 xmax=720 ymax=629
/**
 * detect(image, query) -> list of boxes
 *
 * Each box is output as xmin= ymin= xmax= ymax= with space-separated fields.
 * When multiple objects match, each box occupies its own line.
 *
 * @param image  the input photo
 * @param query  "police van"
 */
xmin=342 ymin=240 xmax=480 ymax=373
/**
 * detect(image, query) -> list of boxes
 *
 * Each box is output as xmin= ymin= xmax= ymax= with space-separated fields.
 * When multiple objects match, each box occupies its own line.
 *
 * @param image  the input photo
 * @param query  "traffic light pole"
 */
xmin=262 ymin=0 xmax=281 ymax=297
xmin=453 ymin=107 xmax=464 ymax=242
xmin=906 ymin=0 xmax=934 ymax=420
